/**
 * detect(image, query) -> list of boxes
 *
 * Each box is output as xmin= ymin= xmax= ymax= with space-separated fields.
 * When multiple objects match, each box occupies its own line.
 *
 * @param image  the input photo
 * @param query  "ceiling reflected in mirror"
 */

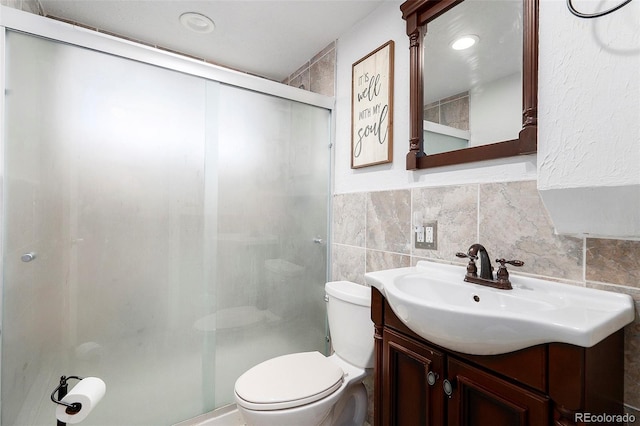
xmin=423 ymin=0 xmax=523 ymax=154
xmin=424 ymin=0 xmax=522 ymax=104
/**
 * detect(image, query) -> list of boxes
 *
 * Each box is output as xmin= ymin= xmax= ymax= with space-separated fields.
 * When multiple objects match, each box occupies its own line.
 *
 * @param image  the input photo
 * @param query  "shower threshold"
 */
xmin=174 ymin=403 xmax=244 ymax=426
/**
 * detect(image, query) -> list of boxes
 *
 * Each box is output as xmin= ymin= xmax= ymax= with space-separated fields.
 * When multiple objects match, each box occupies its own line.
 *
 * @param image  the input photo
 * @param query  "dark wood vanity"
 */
xmin=371 ymin=287 xmax=625 ymax=426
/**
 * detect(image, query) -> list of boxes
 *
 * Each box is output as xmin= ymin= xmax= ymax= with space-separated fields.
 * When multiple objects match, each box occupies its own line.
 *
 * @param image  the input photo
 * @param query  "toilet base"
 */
xmin=329 ymin=382 xmax=368 ymax=426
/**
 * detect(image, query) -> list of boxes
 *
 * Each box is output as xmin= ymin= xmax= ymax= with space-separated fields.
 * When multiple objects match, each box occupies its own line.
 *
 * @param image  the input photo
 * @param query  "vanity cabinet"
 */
xmin=372 ymin=287 xmax=625 ymax=426
xmin=382 ymin=329 xmax=446 ymax=425
xmin=446 ymin=355 xmax=549 ymax=425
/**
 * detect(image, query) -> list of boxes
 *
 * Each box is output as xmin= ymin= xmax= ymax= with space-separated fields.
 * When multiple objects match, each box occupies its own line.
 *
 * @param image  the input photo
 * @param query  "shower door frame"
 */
xmin=0 ymin=7 xmax=334 ymax=109
xmin=0 ymin=5 xmax=335 ymax=423
xmin=0 ymin=6 xmax=335 ymax=168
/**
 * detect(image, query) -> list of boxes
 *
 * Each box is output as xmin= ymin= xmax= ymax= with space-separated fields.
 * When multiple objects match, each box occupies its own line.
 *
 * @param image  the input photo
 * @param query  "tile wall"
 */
xmin=331 ymin=180 xmax=640 ymax=417
xmin=0 ymin=0 xmax=40 ymax=13
xmin=423 ymin=91 xmax=470 ymax=131
xmin=282 ymin=42 xmax=336 ymax=97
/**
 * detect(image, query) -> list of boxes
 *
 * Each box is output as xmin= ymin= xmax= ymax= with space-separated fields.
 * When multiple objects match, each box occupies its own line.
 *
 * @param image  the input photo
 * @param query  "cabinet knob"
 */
xmin=427 ymin=371 xmax=439 ymax=386
xmin=443 ymin=379 xmax=455 ymax=398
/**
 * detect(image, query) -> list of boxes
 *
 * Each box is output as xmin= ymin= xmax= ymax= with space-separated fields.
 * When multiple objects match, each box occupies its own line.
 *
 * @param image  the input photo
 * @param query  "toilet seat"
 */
xmin=235 ymin=351 xmax=344 ymax=411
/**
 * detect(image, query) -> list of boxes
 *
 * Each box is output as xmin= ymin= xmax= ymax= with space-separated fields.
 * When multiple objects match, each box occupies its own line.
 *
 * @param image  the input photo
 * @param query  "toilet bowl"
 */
xmin=234 ymin=280 xmax=374 ymax=426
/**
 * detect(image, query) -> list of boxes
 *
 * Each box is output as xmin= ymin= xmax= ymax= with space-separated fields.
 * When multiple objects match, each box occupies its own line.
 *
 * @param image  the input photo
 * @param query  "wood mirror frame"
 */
xmin=401 ymin=0 xmax=539 ymax=170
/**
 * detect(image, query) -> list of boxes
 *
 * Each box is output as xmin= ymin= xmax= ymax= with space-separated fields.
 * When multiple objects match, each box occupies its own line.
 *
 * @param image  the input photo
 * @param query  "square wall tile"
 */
xmin=625 ymin=405 xmax=639 ymax=425
xmin=479 ymin=181 xmax=583 ymax=280
xmin=289 ymin=67 xmax=310 ymax=91
xmin=440 ymin=95 xmax=469 ymax=131
xmin=332 ymin=193 xmax=366 ymax=247
xmin=588 ymin=283 xmax=640 ymax=409
xmin=367 ymin=190 xmax=411 ymax=255
xmin=586 ymin=239 xmax=640 ymax=288
xmin=412 ymin=185 xmax=478 ymax=262
xmin=366 ymin=249 xmax=411 ymax=274
xmin=310 ymin=48 xmax=335 ymax=97
xmin=331 ymin=243 xmax=366 ymax=285
xmin=424 ymin=106 xmax=440 ymax=123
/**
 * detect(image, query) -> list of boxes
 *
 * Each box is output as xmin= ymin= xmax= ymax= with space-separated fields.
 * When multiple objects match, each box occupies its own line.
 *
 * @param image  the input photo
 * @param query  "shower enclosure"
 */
xmin=0 ymin=9 xmax=332 ymax=425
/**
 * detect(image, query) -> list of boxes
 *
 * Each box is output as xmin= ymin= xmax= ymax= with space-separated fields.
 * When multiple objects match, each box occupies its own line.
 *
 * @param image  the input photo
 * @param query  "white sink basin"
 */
xmin=365 ymin=261 xmax=635 ymax=355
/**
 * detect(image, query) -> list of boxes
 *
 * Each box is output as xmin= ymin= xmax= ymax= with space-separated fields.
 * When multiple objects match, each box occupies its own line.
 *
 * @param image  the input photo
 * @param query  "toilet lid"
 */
xmin=235 ymin=351 xmax=344 ymax=410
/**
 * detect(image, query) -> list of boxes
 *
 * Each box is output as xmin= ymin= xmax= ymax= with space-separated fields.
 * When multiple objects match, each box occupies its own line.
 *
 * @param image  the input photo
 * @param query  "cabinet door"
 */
xmin=447 ymin=358 xmax=550 ymax=426
xmin=382 ymin=329 xmax=446 ymax=426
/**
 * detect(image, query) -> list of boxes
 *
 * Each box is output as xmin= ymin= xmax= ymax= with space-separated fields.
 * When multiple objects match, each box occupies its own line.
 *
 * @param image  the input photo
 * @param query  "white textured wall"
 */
xmin=334 ymin=0 xmax=536 ymax=195
xmin=537 ymin=0 xmax=640 ymax=237
xmin=538 ymin=0 xmax=640 ymax=190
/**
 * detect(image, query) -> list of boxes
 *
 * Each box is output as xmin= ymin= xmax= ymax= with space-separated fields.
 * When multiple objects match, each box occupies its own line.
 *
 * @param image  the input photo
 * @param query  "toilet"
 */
xmin=234 ymin=280 xmax=374 ymax=426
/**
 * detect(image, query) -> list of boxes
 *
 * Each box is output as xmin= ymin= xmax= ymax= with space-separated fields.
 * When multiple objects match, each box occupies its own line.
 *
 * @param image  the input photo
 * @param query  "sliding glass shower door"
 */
xmin=2 ymin=30 xmax=330 ymax=425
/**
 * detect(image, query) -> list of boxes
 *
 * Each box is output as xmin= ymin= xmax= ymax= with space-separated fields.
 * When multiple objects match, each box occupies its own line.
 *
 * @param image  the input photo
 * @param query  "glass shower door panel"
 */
xmin=3 ymin=30 xmax=331 ymax=425
xmin=212 ymin=84 xmax=330 ymax=406
xmin=3 ymin=32 xmax=211 ymax=425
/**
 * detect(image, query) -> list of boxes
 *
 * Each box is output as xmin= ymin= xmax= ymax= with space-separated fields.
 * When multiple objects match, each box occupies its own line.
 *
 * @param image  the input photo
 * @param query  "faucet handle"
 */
xmin=456 ymin=252 xmax=478 ymax=277
xmin=495 ymin=259 xmax=524 ymax=267
xmin=456 ymin=252 xmax=477 ymax=260
xmin=495 ymin=259 xmax=524 ymax=288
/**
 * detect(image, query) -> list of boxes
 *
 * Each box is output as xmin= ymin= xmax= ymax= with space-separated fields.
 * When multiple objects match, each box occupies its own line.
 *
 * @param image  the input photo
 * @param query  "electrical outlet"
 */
xmin=415 ymin=221 xmax=437 ymax=250
xmin=425 ymin=226 xmax=434 ymax=243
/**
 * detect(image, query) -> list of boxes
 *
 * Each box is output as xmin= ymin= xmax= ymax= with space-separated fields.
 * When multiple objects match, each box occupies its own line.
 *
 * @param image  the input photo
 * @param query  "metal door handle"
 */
xmin=21 ymin=252 xmax=36 ymax=262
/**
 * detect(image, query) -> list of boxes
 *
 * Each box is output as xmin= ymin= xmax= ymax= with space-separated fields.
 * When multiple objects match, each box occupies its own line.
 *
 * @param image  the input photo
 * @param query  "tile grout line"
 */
xmin=364 ymin=193 xmax=368 ymax=276
xmin=477 ymin=184 xmax=481 ymax=241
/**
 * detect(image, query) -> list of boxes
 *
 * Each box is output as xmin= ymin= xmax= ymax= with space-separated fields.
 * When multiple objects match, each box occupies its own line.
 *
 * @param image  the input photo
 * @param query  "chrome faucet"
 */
xmin=456 ymin=244 xmax=524 ymax=290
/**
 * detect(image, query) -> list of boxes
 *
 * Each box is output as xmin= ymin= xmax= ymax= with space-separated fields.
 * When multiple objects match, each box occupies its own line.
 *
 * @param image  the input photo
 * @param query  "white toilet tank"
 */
xmin=325 ymin=281 xmax=374 ymax=369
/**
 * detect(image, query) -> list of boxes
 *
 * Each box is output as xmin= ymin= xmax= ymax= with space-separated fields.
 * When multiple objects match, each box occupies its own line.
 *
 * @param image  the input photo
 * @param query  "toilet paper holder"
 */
xmin=51 ymin=375 xmax=83 ymax=417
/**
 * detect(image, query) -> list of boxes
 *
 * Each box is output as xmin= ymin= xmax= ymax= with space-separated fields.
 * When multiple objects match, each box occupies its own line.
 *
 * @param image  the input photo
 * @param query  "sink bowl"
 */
xmin=365 ymin=261 xmax=635 ymax=355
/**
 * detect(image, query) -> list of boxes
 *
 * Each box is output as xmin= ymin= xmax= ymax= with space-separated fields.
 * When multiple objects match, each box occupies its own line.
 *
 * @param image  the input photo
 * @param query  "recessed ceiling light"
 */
xmin=451 ymin=35 xmax=479 ymax=51
xmin=180 ymin=12 xmax=215 ymax=34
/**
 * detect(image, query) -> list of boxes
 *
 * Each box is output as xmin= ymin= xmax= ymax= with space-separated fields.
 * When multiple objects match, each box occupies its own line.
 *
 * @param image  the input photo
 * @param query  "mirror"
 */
xmin=401 ymin=0 xmax=538 ymax=170
xmin=423 ymin=0 xmax=522 ymax=155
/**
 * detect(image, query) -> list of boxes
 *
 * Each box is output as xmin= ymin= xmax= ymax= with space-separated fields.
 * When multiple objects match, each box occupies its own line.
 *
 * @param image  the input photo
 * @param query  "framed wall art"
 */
xmin=351 ymin=40 xmax=394 ymax=168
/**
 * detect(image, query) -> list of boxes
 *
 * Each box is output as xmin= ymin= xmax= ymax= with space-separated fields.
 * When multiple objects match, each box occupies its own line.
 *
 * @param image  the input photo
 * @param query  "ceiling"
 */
xmin=423 ymin=0 xmax=522 ymax=103
xmin=38 ymin=0 xmax=388 ymax=82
